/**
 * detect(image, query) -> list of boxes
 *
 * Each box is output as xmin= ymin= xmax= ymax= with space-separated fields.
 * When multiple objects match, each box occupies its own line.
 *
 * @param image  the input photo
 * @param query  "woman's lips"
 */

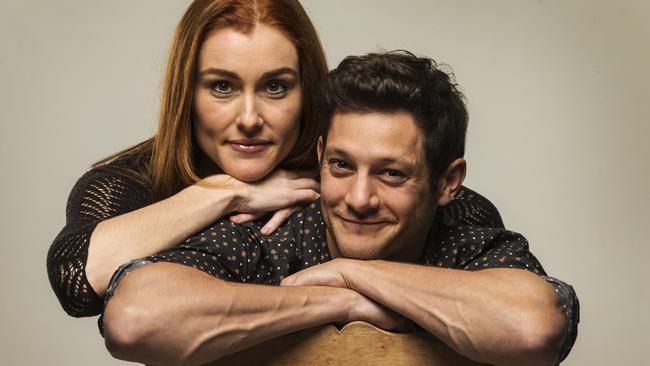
xmin=228 ymin=139 xmax=271 ymax=154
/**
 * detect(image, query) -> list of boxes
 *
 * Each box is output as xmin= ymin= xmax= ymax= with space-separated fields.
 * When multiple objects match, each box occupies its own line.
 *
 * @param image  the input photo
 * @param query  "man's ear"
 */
xmin=437 ymin=158 xmax=466 ymax=206
xmin=317 ymin=136 xmax=324 ymax=164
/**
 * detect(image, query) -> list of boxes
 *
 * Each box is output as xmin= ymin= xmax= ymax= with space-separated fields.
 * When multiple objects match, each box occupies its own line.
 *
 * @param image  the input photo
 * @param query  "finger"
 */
xmin=230 ymin=212 xmax=264 ymax=223
xmin=290 ymin=178 xmax=321 ymax=193
xmin=280 ymin=275 xmax=295 ymax=287
xmin=261 ymin=207 xmax=295 ymax=235
xmin=289 ymin=189 xmax=320 ymax=206
xmin=393 ymin=319 xmax=416 ymax=333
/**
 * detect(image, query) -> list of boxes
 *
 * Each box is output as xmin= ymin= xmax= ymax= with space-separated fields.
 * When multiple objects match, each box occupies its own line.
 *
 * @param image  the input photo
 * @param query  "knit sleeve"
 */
xmin=436 ymin=185 xmax=505 ymax=229
xmin=47 ymin=168 xmax=151 ymax=317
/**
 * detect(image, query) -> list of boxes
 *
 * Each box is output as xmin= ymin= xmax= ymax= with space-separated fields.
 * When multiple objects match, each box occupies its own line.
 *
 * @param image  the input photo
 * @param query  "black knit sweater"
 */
xmin=47 ymin=159 xmax=504 ymax=318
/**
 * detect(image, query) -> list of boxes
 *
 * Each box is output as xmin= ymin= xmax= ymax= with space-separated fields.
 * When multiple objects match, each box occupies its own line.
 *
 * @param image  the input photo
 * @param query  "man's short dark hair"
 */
xmin=317 ymin=50 xmax=468 ymax=192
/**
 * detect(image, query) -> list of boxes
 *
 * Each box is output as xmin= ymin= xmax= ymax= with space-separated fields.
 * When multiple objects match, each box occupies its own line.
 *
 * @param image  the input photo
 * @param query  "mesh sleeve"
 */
xmin=436 ymin=186 xmax=505 ymax=228
xmin=47 ymin=169 xmax=150 ymax=317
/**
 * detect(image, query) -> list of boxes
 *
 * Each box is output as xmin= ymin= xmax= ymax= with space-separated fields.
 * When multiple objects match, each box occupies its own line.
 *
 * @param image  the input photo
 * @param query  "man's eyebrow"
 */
xmin=327 ymin=147 xmax=420 ymax=170
xmin=376 ymin=157 xmax=421 ymax=172
xmin=326 ymin=147 xmax=351 ymax=159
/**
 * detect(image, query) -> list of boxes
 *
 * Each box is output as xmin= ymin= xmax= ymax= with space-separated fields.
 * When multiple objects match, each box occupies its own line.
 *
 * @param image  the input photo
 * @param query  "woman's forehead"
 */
xmin=198 ymin=25 xmax=299 ymax=74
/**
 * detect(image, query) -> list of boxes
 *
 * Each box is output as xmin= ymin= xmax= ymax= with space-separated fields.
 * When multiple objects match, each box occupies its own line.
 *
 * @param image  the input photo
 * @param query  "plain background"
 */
xmin=1 ymin=0 xmax=648 ymax=365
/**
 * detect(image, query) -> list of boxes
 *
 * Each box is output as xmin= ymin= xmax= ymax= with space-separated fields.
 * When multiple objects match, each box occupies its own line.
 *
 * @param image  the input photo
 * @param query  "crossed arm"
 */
xmin=103 ymin=262 xmax=407 ymax=366
xmin=102 ymin=259 xmax=567 ymax=366
xmin=282 ymin=259 xmax=567 ymax=366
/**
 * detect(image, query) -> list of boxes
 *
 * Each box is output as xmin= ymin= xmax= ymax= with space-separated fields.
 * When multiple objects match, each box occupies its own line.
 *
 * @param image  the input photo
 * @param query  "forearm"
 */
xmin=87 ymin=177 xmax=240 ymax=296
xmin=102 ymin=262 xmax=354 ymax=366
xmin=343 ymin=261 xmax=566 ymax=366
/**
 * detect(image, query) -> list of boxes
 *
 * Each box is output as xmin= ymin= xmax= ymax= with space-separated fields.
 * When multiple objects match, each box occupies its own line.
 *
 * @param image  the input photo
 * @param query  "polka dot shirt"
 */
xmin=137 ymin=201 xmax=545 ymax=281
xmin=104 ymin=200 xmax=578 ymax=362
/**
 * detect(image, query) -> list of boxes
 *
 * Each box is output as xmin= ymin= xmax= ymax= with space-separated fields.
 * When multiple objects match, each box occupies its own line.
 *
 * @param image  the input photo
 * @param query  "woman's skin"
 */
xmin=193 ymin=25 xmax=303 ymax=183
xmin=85 ymin=25 xmax=319 ymax=297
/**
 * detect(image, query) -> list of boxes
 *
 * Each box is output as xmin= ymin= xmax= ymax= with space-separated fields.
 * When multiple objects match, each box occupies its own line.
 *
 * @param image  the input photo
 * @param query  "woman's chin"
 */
xmin=223 ymin=162 xmax=275 ymax=183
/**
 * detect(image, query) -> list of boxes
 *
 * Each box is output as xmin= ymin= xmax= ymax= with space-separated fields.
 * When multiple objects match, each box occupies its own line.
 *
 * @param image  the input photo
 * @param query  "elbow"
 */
xmin=102 ymin=285 xmax=183 ymax=366
xmin=102 ymin=266 xmax=196 ymax=366
xmin=46 ymin=259 xmax=102 ymax=317
xmin=103 ymin=301 xmax=208 ymax=366
xmin=103 ymin=296 xmax=154 ymax=362
xmin=514 ymin=305 xmax=566 ymax=366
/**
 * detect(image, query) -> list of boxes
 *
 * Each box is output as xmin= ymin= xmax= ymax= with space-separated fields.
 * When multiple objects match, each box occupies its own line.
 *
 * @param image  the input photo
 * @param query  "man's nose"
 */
xmin=344 ymin=175 xmax=380 ymax=214
xmin=236 ymin=93 xmax=263 ymax=133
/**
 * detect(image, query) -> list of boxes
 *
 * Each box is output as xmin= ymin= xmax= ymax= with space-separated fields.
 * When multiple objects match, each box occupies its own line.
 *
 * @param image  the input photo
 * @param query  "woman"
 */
xmin=47 ymin=0 xmax=503 ymax=318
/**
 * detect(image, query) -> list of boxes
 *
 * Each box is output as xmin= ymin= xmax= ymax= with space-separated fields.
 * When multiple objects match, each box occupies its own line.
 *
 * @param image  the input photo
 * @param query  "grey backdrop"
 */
xmin=1 ymin=0 xmax=648 ymax=365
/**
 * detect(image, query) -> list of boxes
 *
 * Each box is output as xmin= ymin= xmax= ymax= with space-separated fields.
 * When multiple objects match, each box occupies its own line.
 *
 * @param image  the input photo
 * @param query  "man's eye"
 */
xmin=212 ymin=81 xmax=233 ymax=95
xmin=265 ymin=80 xmax=288 ymax=95
xmin=385 ymin=169 xmax=404 ymax=177
xmin=329 ymin=159 xmax=351 ymax=170
xmin=381 ymin=169 xmax=407 ymax=182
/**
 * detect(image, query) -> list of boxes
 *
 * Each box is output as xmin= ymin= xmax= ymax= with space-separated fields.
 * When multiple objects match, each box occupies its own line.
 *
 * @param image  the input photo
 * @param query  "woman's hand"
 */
xmin=227 ymin=170 xmax=320 ymax=234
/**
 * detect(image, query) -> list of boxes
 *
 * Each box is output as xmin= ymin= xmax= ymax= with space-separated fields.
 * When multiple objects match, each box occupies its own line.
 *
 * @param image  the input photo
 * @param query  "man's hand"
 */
xmin=281 ymin=258 xmax=353 ymax=288
xmin=282 ymin=259 xmax=414 ymax=332
xmin=344 ymin=290 xmax=415 ymax=332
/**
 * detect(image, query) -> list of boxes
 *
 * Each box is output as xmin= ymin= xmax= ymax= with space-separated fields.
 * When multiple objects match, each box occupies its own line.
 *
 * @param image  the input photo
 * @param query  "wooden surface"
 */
xmin=204 ymin=321 xmax=487 ymax=366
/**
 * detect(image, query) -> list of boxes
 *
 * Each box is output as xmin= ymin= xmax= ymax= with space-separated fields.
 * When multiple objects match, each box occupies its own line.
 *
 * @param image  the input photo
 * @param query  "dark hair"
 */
xmin=317 ymin=50 xmax=468 ymax=191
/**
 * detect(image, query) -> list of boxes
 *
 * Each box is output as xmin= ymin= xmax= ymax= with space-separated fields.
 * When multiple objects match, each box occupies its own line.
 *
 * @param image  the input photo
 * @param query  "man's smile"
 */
xmin=334 ymin=212 xmax=392 ymax=232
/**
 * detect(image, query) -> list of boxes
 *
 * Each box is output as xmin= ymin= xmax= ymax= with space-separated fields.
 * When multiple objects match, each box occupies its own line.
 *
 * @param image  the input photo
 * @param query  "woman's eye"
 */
xmin=265 ymin=80 xmax=288 ymax=95
xmin=212 ymin=81 xmax=233 ymax=95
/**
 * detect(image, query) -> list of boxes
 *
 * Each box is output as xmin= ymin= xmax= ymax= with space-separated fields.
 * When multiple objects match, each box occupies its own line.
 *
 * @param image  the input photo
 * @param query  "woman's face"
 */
xmin=193 ymin=24 xmax=302 ymax=182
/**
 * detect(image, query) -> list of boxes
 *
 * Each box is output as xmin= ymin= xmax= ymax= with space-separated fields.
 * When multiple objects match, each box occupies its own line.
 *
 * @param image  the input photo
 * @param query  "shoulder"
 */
xmin=423 ymin=223 xmax=544 ymax=274
xmin=437 ymin=186 xmax=505 ymax=228
xmin=66 ymin=153 xmax=152 ymax=220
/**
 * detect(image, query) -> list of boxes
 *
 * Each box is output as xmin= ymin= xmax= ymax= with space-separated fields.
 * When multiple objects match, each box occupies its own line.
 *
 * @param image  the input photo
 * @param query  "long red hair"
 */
xmin=94 ymin=0 xmax=328 ymax=201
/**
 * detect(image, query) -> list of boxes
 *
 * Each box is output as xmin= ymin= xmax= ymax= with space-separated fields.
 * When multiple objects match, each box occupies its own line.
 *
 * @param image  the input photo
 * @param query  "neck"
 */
xmin=385 ymin=238 xmax=427 ymax=262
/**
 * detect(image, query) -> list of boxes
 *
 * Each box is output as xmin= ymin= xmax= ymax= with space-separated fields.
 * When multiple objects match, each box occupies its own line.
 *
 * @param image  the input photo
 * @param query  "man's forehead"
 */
xmin=326 ymin=111 xmax=425 ymax=166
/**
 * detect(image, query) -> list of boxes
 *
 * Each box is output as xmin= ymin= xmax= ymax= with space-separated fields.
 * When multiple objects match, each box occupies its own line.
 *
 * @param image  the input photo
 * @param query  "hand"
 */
xmin=228 ymin=170 xmax=320 ymax=234
xmin=282 ymin=259 xmax=415 ymax=332
xmin=230 ymin=207 xmax=298 ymax=236
xmin=281 ymin=258 xmax=352 ymax=289
xmin=346 ymin=292 xmax=415 ymax=333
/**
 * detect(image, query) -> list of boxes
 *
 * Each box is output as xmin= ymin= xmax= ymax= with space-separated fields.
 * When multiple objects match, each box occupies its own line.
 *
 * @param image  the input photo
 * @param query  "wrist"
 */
xmin=333 ymin=258 xmax=363 ymax=293
xmin=340 ymin=287 xmax=365 ymax=324
xmin=193 ymin=174 xmax=244 ymax=214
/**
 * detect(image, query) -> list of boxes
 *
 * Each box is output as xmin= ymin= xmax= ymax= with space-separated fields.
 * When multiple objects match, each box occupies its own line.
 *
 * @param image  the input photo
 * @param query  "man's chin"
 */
xmin=325 ymin=216 xmax=395 ymax=259
xmin=334 ymin=237 xmax=390 ymax=260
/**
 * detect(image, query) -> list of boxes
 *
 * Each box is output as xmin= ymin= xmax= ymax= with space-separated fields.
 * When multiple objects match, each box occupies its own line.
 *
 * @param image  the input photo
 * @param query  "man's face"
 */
xmin=319 ymin=111 xmax=437 ymax=262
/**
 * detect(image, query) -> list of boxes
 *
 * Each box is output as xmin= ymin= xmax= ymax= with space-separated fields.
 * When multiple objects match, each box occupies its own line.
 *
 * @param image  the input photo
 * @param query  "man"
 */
xmin=102 ymin=51 xmax=578 ymax=366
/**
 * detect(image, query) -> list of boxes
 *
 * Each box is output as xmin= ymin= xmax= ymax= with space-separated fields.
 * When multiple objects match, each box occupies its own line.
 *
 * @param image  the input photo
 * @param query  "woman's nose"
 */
xmin=236 ymin=93 xmax=263 ymax=133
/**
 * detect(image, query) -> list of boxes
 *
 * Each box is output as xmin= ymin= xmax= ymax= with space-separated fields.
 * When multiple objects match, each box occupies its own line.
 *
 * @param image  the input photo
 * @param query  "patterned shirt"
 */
xmin=105 ymin=200 xmax=578 ymax=363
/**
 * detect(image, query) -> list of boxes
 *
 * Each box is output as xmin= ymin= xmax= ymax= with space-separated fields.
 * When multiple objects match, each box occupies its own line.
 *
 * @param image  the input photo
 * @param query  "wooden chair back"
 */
xmin=205 ymin=321 xmax=487 ymax=366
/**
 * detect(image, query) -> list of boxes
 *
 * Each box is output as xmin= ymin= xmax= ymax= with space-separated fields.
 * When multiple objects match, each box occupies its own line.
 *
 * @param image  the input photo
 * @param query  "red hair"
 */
xmin=94 ymin=0 xmax=328 ymax=201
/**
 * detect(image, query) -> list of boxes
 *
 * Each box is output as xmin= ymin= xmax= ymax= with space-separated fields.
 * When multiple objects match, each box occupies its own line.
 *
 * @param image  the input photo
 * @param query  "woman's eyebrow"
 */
xmin=260 ymin=67 xmax=299 ymax=79
xmin=199 ymin=68 xmax=239 ymax=79
xmin=198 ymin=67 xmax=298 ymax=80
